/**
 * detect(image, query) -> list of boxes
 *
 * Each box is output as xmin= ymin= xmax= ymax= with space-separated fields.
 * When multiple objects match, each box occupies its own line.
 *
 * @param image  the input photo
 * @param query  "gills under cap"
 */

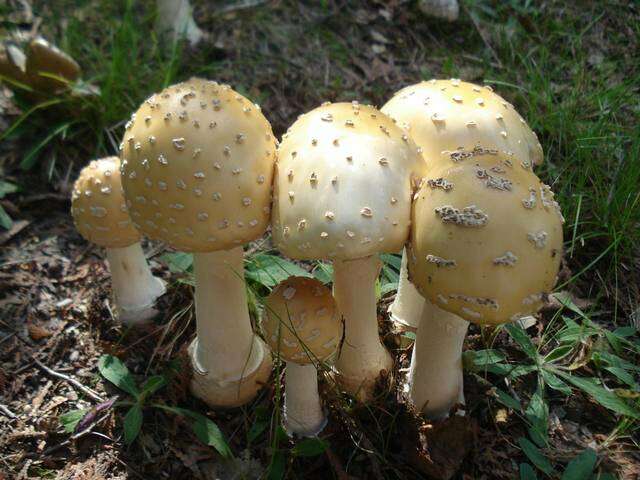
xmin=71 ymin=156 xmax=141 ymax=249
xmin=263 ymin=277 xmax=342 ymax=365
xmin=272 ymin=102 xmax=427 ymax=260
xmin=120 ymin=78 xmax=277 ymax=252
xmin=382 ymin=79 xmax=543 ymax=168
xmin=408 ymin=148 xmax=564 ymax=325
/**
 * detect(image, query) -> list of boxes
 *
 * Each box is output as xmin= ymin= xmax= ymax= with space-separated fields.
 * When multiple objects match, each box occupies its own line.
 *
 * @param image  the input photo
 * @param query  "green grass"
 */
xmin=2 ymin=0 xmax=639 ymax=478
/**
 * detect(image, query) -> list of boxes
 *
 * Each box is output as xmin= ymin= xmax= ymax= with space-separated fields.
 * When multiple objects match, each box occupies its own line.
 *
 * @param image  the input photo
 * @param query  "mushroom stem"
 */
xmin=105 ymin=243 xmax=166 ymax=324
xmin=388 ymin=247 xmax=425 ymax=332
xmin=408 ymin=302 xmax=469 ymax=419
xmin=155 ymin=0 xmax=205 ymax=47
xmin=333 ymin=255 xmax=393 ymax=400
xmin=189 ymin=247 xmax=272 ymax=407
xmin=283 ymin=362 xmax=326 ymax=437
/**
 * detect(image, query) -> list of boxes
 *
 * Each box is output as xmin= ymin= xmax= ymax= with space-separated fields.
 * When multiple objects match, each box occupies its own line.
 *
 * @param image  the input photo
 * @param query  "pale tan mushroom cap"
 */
xmin=120 ymin=78 xmax=277 ymax=252
xmin=71 ymin=156 xmax=141 ymax=249
xmin=263 ymin=276 xmax=342 ymax=365
xmin=272 ymin=102 xmax=427 ymax=260
xmin=382 ymin=79 xmax=543 ymax=168
xmin=408 ymin=149 xmax=563 ymax=325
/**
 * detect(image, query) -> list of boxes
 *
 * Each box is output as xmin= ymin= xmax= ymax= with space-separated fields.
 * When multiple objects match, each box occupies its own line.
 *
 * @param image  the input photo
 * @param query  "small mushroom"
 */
xmin=263 ymin=277 xmax=342 ymax=437
xmin=382 ymin=78 xmax=543 ymax=334
xmin=70 ymin=157 xmax=166 ymax=324
xmin=406 ymin=149 xmax=564 ymax=418
xmin=120 ymin=78 xmax=276 ymax=408
xmin=272 ymin=102 xmax=427 ymax=401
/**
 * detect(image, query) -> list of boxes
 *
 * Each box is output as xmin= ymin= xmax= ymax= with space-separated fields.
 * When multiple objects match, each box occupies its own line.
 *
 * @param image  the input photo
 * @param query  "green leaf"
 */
xmin=541 ymin=370 xmax=572 ymax=395
xmin=561 ymin=448 xmax=597 ymax=480
xmin=123 ymin=404 xmax=143 ymax=445
xmin=505 ymin=323 xmax=539 ymax=361
xmin=379 ymin=282 xmax=398 ymax=296
xmin=159 ymin=406 xmax=232 ymax=457
xmin=465 ymin=349 xmax=506 ymax=368
xmin=159 ymin=252 xmax=193 ymax=273
xmin=267 ymin=450 xmax=286 ymax=480
xmin=98 ymin=355 xmax=140 ymax=398
xmin=0 ymin=180 xmax=18 ymax=198
xmin=247 ymin=406 xmax=269 ymax=444
xmin=553 ymin=370 xmax=640 ymax=419
xmin=0 ymin=204 xmax=13 ymax=230
xmin=495 ymin=388 xmax=522 ymax=411
xmin=518 ymin=437 xmax=553 ymax=475
xmin=379 ymin=253 xmax=402 ymax=270
xmin=291 ymin=438 xmax=329 ymax=457
xmin=520 ymin=463 xmax=538 ymax=480
xmin=544 ymin=345 xmax=574 ymax=364
xmin=245 ymin=253 xmax=311 ymax=288
xmin=140 ymin=375 xmax=167 ymax=399
xmin=525 ymin=382 xmax=549 ymax=447
xmin=312 ymin=262 xmax=333 ymax=284
xmin=59 ymin=409 xmax=88 ymax=433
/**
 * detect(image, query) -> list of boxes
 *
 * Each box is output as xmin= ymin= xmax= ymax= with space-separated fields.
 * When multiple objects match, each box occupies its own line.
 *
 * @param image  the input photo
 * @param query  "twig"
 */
xmin=0 ymin=403 xmax=16 ymax=419
xmin=33 ymin=358 xmax=104 ymax=402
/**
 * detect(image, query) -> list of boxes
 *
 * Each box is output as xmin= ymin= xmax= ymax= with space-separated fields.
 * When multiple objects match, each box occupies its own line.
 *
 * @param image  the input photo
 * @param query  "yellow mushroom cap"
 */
xmin=272 ymin=102 xmax=427 ymax=261
xmin=263 ymin=277 xmax=342 ymax=365
xmin=71 ymin=156 xmax=141 ymax=249
xmin=381 ymin=79 xmax=543 ymax=168
xmin=120 ymin=78 xmax=277 ymax=252
xmin=407 ymin=148 xmax=564 ymax=325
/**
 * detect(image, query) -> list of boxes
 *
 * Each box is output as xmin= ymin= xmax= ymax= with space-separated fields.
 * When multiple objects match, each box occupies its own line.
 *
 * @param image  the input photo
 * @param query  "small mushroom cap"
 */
xmin=263 ymin=276 xmax=342 ymax=365
xmin=120 ymin=78 xmax=277 ymax=252
xmin=381 ymin=79 xmax=543 ymax=168
xmin=26 ymin=37 xmax=81 ymax=92
xmin=272 ymin=102 xmax=427 ymax=261
xmin=408 ymin=148 xmax=563 ymax=325
xmin=71 ymin=156 xmax=141 ymax=249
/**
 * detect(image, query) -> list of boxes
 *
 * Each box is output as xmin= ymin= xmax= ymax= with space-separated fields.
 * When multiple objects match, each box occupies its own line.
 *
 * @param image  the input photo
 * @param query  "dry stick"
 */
xmin=33 ymin=358 xmax=104 ymax=403
xmin=0 ymin=403 xmax=16 ymax=419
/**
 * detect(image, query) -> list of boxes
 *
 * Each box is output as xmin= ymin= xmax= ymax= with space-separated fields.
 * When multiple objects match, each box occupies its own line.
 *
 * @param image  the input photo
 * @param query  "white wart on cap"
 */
xmin=263 ymin=276 xmax=342 ymax=365
xmin=272 ymin=102 xmax=427 ymax=260
xmin=120 ymin=78 xmax=277 ymax=252
xmin=71 ymin=156 xmax=140 ymax=249
xmin=382 ymin=79 xmax=543 ymax=168
xmin=408 ymin=148 xmax=564 ymax=325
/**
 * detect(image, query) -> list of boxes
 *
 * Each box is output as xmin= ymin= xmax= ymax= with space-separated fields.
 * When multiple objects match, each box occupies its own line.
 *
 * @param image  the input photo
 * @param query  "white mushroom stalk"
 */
xmin=263 ymin=277 xmax=342 ymax=437
xmin=418 ymin=0 xmax=459 ymax=21
xmin=381 ymin=79 xmax=545 ymax=335
xmin=407 ymin=148 xmax=564 ymax=418
xmin=120 ymin=79 xmax=277 ymax=407
xmin=71 ymin=157 xmax=166 ymax=324
xmin=105 ymin=243 xmax=166 ymax=323
xmin=333 ymin=256 xmax=392 ymax=396
xmin=155 ymin=0 xmax=205 ymax=47
xmin=271 ymin=102 xmax=427 ymax=401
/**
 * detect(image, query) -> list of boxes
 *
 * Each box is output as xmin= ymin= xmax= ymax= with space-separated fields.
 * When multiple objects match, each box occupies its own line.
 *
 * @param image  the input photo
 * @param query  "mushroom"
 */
xmin=418 ymin=0 xmax=459 ymax=21
xmin=406 ymin=148 xmax=564 ymax=418
xmin=272 ymin=102 xmax=426 ymax=400
xmin=381 ymin=78 xmax=544 ymax=334
xmin=120 ymin=78 xmax=276 ymax=407
xmin=262 ymin=276 xmax=342 ymax=436
xmin=71 ymin=157 xmax=166 ymax=324
xmin=156 ymin=0 xmax=206 ymax=47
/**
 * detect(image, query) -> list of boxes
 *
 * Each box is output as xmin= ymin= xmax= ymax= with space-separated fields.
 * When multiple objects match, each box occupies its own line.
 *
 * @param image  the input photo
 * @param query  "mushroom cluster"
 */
xmin=69 ymin=77 xmax=563 ymax=438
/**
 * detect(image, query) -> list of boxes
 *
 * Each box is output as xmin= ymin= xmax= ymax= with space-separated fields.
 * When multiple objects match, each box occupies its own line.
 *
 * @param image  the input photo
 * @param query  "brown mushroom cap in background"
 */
xmin=263 ymin=277 xmax=342 ymax=365
xmin=120 ymin=78 xmax=277 ymax=252
xmin=408 ymin=148 xmax=563 ymax=325
xmin=382 ymin=79 xmax=543 ymax=168
xmin=272 ymin=102 xmax=427 ymax=261
xmin=71 ymin=156 xmax=141 ymax=249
